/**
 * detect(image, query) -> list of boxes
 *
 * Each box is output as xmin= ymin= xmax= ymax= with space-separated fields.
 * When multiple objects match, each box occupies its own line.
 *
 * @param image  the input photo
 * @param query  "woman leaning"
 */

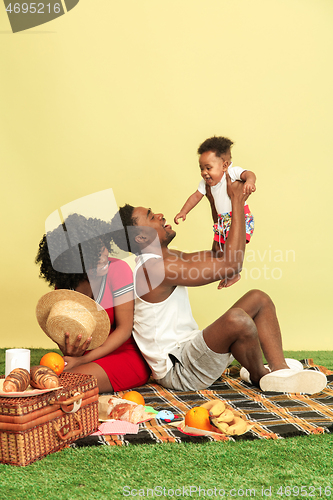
xmin=35 ymin=213 xmax=151 ymax=393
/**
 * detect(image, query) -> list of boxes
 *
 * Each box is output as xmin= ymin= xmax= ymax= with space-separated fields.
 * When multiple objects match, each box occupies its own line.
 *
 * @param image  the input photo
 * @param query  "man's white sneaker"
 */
xmin=239 ymin=366 xmax=252 ymax=383
xmin=259 ymin=369 xmax=327 ymax=395
xmin=284 ymin=359 xmax=303 ymax=371
xmin=240 ymin=359 xmax=303 ymax=384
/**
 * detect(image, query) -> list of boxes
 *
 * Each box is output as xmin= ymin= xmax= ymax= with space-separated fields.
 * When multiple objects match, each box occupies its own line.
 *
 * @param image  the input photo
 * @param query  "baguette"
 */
xmin=3 ymin=368 xmax=30 ymax=392
xmin=30 ymin=365 xmax=60 ymax=389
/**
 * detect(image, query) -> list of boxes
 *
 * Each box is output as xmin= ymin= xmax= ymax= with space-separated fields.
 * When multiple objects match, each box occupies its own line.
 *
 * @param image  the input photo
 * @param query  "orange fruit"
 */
xmin=122 ymin=391 xmax=145 ymax=406
xmin=185 ymin=406 xmax=212 ymax=432
xmin=40 ymin=352 xmax=65 ymax=376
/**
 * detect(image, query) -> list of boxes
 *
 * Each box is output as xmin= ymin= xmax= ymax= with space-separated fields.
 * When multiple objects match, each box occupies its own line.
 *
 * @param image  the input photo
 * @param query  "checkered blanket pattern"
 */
xmin=73 ymin=360 xmax=333 ymax=447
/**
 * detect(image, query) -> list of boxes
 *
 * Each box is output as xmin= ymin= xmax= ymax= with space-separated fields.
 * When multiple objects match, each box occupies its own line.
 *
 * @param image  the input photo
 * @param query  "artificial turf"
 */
xmin=0 ymin=350 xmax=332 ymax=500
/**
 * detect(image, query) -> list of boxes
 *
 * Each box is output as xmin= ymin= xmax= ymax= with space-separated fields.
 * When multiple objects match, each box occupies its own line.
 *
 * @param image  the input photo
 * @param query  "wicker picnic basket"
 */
xmin=0 ymin=372 xmax=99 ymax=466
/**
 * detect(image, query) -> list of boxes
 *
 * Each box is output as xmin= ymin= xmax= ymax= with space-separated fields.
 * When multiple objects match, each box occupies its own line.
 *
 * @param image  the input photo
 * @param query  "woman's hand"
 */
xmin=57 ymin=332 xmax=92 ymax=357
xmin=63 ymin=355 xmax=85 ymax=372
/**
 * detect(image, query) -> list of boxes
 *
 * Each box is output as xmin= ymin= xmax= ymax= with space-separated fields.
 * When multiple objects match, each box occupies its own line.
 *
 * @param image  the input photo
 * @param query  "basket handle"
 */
xmin=50 ymin=392 xmax=83 ymax=413
xmin=54 ymin=414 xmax=83 ymax=441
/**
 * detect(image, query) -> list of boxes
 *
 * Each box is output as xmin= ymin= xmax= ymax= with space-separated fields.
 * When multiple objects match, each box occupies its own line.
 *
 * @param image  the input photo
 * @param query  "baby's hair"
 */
xmin=197 ymin=136 xmax=234 ymax=157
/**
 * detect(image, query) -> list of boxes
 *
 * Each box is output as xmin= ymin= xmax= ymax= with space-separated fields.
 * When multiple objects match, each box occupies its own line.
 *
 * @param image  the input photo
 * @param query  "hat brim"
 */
xmin=36 ymin=289 xmax=110 ymax=350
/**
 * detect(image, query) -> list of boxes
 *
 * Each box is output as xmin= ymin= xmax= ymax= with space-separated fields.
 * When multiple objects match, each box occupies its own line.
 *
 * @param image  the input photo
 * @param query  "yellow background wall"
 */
xmin=0 ymin=0 xmax=332 ymax=349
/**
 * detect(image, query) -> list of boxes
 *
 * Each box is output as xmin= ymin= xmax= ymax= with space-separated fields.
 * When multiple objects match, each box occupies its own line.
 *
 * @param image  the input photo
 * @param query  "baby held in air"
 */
xmin=174 ymin=136 xmax=255 ymax=288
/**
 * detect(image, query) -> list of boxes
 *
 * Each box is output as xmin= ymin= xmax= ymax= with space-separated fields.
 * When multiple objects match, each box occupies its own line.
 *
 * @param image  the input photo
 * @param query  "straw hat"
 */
xmin=36 ymin=289 xmax=110 ymax=350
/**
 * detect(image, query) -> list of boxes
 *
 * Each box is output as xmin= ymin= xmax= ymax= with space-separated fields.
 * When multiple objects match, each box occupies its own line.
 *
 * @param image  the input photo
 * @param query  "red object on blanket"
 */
xmin=92 ymin=420 xmax=139 ymax=435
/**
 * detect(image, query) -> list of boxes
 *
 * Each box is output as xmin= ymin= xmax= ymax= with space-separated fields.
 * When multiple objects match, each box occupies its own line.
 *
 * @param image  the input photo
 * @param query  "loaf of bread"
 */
xmin=107 ymin=396 xmax=146 ymax=423
xmin=3 ymin=368 xmax=30 ymax=392
xmin=30 ymin=365 xmax=60 ymax=389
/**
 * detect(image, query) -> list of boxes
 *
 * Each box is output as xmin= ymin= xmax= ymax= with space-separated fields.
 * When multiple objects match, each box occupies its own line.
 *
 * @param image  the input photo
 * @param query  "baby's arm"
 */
xmin=174 ymin=190 xmax=204 ymax=224
xmin=240 ymin=170 xmax=256 ymax=195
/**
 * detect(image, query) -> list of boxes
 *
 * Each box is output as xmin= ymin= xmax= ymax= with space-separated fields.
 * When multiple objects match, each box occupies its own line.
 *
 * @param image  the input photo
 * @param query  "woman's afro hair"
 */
xmin=36 ymin=213 xmax=113 ymax=290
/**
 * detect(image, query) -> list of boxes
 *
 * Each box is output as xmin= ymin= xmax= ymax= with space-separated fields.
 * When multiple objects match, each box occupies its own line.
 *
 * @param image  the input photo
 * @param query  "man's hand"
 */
xmin=205 ymin=184 xmax=218 ymax=223
xmin=226 ymin=173 xmax=250 ymax=203
xmin=58 ymin=332 xmax=92 ymax=357
xmin=217 ymin=274 xmax=241 ymax=289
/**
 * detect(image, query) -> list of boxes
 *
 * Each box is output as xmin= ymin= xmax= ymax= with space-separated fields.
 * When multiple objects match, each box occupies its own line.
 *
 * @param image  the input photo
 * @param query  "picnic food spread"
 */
xmin=3 ymin=364 xmax=60 ymax=393
xmin=178 ymin=399 xmax=252 ymax=436
xmin=103 ymin=395 xmax=251 ymax=437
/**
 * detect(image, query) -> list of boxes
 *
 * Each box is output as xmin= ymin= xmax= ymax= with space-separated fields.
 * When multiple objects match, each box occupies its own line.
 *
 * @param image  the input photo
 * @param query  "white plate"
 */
xmin=0 ymin=379 xmax=62 ymax=398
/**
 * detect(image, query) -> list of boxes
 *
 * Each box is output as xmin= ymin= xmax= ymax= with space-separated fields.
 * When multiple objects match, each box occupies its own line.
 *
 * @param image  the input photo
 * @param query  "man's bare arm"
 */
xmin=163 ymin=175 xmax=248 ymax=286
xmin=205 ymin=184 xmax=218 ymax=223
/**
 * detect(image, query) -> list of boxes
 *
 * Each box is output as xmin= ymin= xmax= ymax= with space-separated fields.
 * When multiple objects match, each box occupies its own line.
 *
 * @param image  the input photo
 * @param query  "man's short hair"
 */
xmin=111 ymin=204 xmax=141 ymax=255
xmin=197 ymin=136 xmax=234 ymax=157
xmin=119 ymin=204 xmax=137 ymax=228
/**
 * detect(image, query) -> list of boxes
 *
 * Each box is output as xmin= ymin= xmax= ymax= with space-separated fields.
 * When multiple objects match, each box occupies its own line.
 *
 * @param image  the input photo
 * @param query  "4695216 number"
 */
xmin=6 ymin=3 xmax=61 ymax=14
xmin=276 ymin=486 xmax=332 ymax=497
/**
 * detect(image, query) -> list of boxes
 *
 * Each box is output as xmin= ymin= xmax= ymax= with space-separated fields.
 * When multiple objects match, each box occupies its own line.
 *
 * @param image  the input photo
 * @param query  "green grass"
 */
xmin=0 ymin=350 xmax=332 ymax=500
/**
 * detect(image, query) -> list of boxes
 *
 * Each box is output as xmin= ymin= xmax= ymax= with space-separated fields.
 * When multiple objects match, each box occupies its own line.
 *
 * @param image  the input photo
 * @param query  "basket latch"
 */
xmin=53 ymin=413 xmax=83 ymax=441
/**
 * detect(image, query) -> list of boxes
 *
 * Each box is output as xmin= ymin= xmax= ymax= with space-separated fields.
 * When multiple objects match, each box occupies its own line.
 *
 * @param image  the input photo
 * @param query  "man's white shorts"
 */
xmin=156 ymin=330 xmax=234 ymax=391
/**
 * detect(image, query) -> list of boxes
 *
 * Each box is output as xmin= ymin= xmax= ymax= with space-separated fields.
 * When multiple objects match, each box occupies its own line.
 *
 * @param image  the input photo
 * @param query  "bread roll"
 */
xmin=30 ymin=365 xmax=60 ymax=389
xmin=3 ymin=368 xmax=30 ymax=392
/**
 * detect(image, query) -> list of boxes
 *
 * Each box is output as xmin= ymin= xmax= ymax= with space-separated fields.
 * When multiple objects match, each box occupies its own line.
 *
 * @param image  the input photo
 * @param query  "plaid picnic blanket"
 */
xmin=73 ymin=359 xmax=333 ymax=446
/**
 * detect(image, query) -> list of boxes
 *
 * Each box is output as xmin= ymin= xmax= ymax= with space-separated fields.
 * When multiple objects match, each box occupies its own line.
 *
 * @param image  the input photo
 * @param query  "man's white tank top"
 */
xmin=133 ymin=253 xmax=199 ymax=380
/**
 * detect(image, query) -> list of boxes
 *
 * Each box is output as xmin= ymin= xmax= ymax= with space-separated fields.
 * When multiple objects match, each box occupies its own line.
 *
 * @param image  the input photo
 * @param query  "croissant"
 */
xmin=30 ymin=365 xmax=60 ymax=389
xmin=3 ymin=368 xmax=30 ymax=392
